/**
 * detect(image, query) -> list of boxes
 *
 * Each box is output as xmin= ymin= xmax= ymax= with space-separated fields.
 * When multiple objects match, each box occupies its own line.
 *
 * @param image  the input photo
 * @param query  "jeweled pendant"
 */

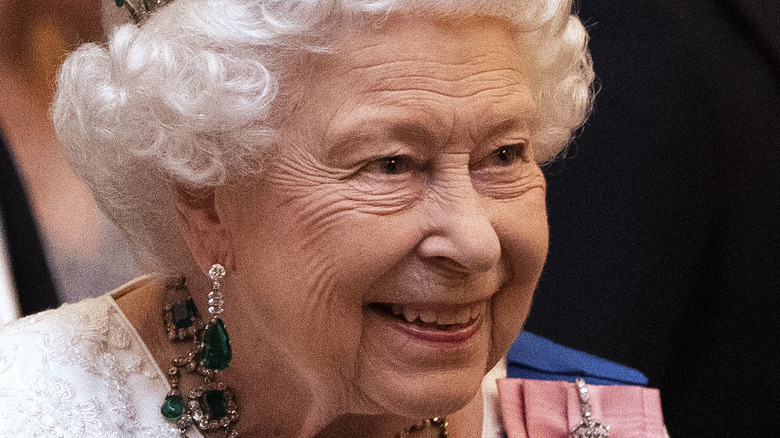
xmin=202 ymin=317 xmax=232 ymax=370
xmin=189 ymin=382 xmax=239 ymax=432
xmin=199 ymin=389 xmax=229 ymax=420
xmin=172 ymin=298 xmax=200 ymax=329
xmin=161 ymin=394 xmax=184 ymax=420
xmin=571 ymin=420 xmax=610 ymax=438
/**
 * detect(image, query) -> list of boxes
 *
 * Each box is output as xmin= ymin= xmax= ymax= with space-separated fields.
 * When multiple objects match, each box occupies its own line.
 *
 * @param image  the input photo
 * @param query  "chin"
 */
xmin=357 ymin=361 xmax=486 ymax=419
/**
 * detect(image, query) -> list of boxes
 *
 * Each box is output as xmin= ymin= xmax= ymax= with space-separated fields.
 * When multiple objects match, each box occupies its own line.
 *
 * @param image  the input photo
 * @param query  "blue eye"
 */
xmin=373 ymin=155 xmax=412 ymax=175
xmin=491 ymin=145 xmax=520 ymax=166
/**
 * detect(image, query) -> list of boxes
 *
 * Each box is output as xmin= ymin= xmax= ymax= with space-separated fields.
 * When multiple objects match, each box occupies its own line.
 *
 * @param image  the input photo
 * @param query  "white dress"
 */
xmin=0 ymin=278 xmax=506 ymax=438
xmin=0 ymin=291 xmax=199 ymax=437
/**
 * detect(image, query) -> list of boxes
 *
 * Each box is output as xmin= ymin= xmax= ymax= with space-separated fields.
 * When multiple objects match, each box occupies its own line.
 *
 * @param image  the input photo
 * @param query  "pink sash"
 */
xmin=497 ymin=378 xmax=665 ymax=438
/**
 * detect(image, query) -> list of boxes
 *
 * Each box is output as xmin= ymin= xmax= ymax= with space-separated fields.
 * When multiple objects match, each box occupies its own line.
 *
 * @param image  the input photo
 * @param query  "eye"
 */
xmin=364 ymin=155 xmax=413 ymax=175
xmin=488 ymin=145 xmax=523 ymax=167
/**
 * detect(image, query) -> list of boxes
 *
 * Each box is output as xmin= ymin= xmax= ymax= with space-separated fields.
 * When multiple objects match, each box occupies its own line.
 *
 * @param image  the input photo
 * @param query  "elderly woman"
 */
xmin=0 ymin=0 xmax=637 ymax=436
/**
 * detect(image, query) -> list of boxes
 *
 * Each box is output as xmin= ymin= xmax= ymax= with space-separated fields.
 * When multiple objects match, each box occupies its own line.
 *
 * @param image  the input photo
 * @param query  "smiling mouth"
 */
xmin=368 ymin=302 xmax=483 ymax=333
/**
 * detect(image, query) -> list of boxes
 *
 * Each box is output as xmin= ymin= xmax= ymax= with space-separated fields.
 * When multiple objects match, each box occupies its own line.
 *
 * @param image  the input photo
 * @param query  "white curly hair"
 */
xmin=52 ymin=0 xmax=594 ymax=272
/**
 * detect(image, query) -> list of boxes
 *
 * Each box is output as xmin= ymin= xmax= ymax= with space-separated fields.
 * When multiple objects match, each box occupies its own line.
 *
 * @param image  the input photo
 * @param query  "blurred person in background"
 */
xmin=0 ymin=0 xmax=139 ymax=322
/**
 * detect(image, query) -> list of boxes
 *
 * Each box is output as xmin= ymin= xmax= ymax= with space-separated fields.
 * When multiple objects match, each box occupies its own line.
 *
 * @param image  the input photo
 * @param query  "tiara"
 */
xmin=114 ymin=0 xmax=174 ymax=24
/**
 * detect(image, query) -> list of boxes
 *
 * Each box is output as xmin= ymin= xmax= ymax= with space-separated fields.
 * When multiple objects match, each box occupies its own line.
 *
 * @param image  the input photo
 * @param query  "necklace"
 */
xmin=161 ymin=277 xmax=448 ymax=438
xmin=396 ymin=417 xmax=448 ymax=438
xmin=161 ymin=277 xmax=239 ymax=438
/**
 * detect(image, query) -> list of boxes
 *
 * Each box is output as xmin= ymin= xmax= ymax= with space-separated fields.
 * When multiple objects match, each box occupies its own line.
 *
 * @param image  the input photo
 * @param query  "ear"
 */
xmin=174 ymin=185 xmax=234 ymax=276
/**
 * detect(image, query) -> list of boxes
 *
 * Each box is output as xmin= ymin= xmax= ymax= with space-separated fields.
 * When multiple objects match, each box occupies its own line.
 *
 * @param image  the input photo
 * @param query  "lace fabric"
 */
xmin=0 ymin=293 xmax=203 ymax=437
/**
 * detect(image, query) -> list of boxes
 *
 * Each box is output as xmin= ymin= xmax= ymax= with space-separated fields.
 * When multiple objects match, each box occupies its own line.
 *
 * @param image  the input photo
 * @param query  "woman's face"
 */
xmin=217 ymin=16 xmax=548 ymax=418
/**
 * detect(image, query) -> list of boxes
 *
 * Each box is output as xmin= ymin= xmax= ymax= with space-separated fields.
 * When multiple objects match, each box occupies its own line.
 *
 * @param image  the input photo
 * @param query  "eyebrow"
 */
xmin=482 ymin=116 xmax=534 ymax=139
xmin=390 ymin=122 xmax=442 ymax=147
xmin=326 ymin=118 xmax=443 ymax=162
xmin=326 ymin=102 xmax=537 ymax=160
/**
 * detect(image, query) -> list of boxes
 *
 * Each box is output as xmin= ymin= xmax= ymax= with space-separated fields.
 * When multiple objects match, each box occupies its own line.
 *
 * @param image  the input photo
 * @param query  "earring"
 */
xmin=203 ymin=263 xmax=232 ymax=370
xmin=160 ymin=265 xmax=239 ymax=437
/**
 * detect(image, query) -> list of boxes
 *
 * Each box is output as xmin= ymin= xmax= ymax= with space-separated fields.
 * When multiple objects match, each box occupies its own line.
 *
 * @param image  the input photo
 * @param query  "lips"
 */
xmin=368 ymin=302 xmax=484 ymax=342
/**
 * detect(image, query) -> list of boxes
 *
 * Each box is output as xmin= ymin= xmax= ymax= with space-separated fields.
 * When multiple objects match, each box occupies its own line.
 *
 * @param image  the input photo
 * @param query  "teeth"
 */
xmin=434 ymin=309 xmax=459 ymax=325
xmin=436 ymin=308 xmax=467 ymax=325
xmin=402 ymin=307 xmax=420 ymax=323
xmin=454 ymin=307 xmax=471 ymax=324
xmin=389 ymin=303 xmax=482 ymax=325
xmin=419 ymin=310 xmax=437 ymax=323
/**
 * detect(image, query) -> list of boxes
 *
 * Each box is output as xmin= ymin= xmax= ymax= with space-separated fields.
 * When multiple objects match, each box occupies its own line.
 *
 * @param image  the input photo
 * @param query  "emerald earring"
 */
xmin=203 ymin=264 xmax=232 ymax=370
xmin=160 ymin=267 xmax=238 ymax=437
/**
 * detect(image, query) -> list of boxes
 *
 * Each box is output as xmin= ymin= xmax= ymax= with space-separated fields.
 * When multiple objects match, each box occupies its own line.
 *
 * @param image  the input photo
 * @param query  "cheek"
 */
xmin=223 ymin=176 xmax=427 ymax=366
xmin=497 ymin=192 xmax=549 ymax=286
xmin=220 ymin=180 xmax=364 ymax=360
xmin=488 ymin=188 xmax=548 ymax=363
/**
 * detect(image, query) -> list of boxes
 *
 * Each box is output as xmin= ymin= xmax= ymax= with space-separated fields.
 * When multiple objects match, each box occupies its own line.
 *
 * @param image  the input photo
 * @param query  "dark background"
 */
xmin=526 ymin=0 xmax=780 ymax=436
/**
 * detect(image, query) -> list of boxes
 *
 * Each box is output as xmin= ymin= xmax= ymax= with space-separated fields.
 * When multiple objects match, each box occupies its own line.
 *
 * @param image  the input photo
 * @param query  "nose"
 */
xmin=417 ymin=170 xmax=501 ymax=274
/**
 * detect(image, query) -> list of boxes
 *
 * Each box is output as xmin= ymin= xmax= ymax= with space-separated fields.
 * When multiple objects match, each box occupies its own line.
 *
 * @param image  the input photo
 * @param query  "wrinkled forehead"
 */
xmin=282 ymin=16 xmax=536 ymax=148
xmin=335 ymin=15 xmax=525 ymax=75
xmin=284 ymin=14 xmax=529 ymax=90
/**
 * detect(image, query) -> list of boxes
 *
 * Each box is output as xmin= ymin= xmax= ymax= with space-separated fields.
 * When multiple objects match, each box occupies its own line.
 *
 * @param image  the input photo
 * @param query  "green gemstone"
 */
xmin=171 ymin=298 xmax=199 ymax=329
xmin=199 ymin=390 xmax=228 ymax=420
xmin=114 ymin=0 xmax=124 ymax=7
xmin=161 ymin=395 xmax=183 ymax=420
xmin=202 ymin=318 xmax=232 ymax=370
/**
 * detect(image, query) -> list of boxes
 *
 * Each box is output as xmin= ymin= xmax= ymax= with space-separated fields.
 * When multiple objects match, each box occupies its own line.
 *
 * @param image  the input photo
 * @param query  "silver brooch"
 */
xmin=571 ymin=378 xmax=610 ymax=438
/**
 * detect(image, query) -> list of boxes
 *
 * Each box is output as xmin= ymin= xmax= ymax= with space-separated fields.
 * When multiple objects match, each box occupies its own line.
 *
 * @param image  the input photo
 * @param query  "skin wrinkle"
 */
xmin=337 ymin=85 xmax=531 ymax=120
xmin=341 ymin=187 xmax=423 ymax=215
xmin=338 ymin=30 xmax=529 ymax=97
xmin=370 ymin=74 xmax=526 ymax=101
xmin=264 ymin=230 xmax=363 ymax=426
xmin=266 ymin=146 xmax=349 ymax=186
xmin=473 ymin=166 xmax=545 ymax=201
xmin=358 ymin=64 xmax=523 ymax=97
xmin=268 ymin=154 xmax=401 ymax=328
xmin=292 ymin=212 xmax=415 ymax=419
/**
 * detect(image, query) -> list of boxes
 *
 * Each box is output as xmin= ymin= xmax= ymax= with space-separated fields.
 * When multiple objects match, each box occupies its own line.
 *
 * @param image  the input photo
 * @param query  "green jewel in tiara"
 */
xmin=115 ymin=0 xmax=174 ymax=24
